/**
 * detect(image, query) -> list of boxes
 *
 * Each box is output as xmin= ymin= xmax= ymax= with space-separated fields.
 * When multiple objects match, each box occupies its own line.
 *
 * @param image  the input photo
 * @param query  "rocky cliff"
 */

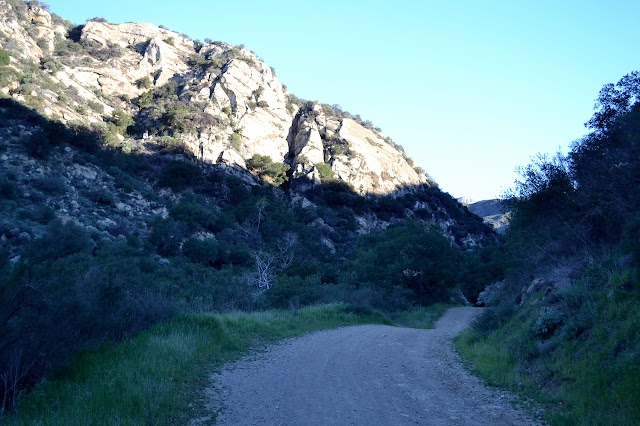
xmin=0 ymin=0 xmax=494 ymax=248
xmin=0 ymin=0 xmax=429 ymax=195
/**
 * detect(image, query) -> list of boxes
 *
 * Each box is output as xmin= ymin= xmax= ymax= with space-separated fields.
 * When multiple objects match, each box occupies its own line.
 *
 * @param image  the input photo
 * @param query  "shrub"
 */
xmin=472 ymin=301 xmax=517 ymax=336
xmin=24 ymin=129 xmax=52 ymax=158
xmin=475 ymin=281 xmax=505 ymax=307
xmin=246 ymin=154 xmax=290 ymax=185
xmin=40 ymin=56 xmax=64 ymax=74
xmin=156 ymin=136 xmax=185 ymax=153
xmin=89 ymin=43 xmax=124 ymax=61
xmin=164 ymin=37 xmax=175 ymax=46
xmin=315 ymin=162 xmax=335 ymax=180
xmin=158 ymin=160 xmax=203 ymax=191
xmin=87 ymin=100 xmax=104 ymax=114
xmin=70 ymin=129 xmax=100 ymax=153
xmin=109 ymin=110 xmax=133 ymax=134
xmin=83 ymin=189 xmax=114 ymax=206
xmin=0 ymin=173 xmax=18 ymax=200
xmin=0 ymin=49 xmax=9 ymax=66
xmin=135 ymin=91 xmax=153 ymax=108
xmin=264 ymin=274 xmax=323 ymax=309
xmin=228 ymin=131 xmax=242 ymax=150
xmin=182 ymin=237 xmax=219 ymax=266
xmin=169 ymin=201 xmax=215 ymax=231
xmin=149 ymin=217 xmax=188 ymax=256
xmin=17 ymin=204 xmax=55 ymax=224
xmin=533 ymin=307 xmax=564 ymax=337
xmin=135 ymin=76 xmax=152 ymax=89
xmin=162 ymin=105 xmax=194 ymax=132
xmin=186 ymin=53 xmax=207 ymax=67
xmin=36 ymin=38 xmax=48 ymax=50
xmin=25 ymin=219 xmax=94 ymax=262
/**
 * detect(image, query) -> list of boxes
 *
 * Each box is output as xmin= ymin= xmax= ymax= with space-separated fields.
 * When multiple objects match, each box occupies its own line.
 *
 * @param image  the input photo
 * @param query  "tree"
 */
xmin=315 ymin=162 xmax=335 ymax=180
xmin=109 ymin=110 xmax=133 ymax=134
xmin=351 ymin=220 xmax=463 ymax=305
xmin=162 ymin=105 xmax=194 ymax=132
xmin=586 ymin=71 xmax=640 ymax=133
xmin=135 ymin=76 xmax=152 ymax=89
xmin=249 ymin=233 xmax=297 ymax=294
xmin=245 ymin=154 xmax=290 ymax=185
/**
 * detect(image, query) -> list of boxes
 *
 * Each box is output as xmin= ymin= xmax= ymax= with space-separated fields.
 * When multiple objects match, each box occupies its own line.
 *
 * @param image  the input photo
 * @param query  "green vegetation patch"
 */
xmin=455 ymin=268 xmax=640 ymax=425
xmin=0 ymin=49 xmax=10 ymax=66
xmin=315 ymin=162 xmax=335 ymax=180
xmin=246 ymin=154 xmax=290 ymax=185
xmin=389 ymin=303 xmax=455 ymax=329
xmin=6 ymin=304 xmax=394 ymax=425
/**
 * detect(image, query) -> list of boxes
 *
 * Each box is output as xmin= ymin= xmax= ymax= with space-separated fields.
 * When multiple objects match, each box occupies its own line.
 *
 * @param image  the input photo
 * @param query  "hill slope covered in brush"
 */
xmin=0 ymin=0 xmax=501 ymax=413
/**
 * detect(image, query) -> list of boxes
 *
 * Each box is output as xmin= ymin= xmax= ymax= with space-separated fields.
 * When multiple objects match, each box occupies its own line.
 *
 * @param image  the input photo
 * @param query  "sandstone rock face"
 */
xmin=0 ymin=1 xmax=499 ymax=251
xmin=336 ymin=119 xmax=427 ymax=194
xmin=0 ymin=1 xmax=54 ymax=61
xmin=289 ymin=110 xmax=429 ymax=194
xmin=0 ymin=1 xmax=430 ymax=196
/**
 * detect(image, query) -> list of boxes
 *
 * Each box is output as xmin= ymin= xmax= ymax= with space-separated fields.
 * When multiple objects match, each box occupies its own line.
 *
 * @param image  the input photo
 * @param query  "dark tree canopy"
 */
xmin=586 ymin=71 xmax=640 ymax=133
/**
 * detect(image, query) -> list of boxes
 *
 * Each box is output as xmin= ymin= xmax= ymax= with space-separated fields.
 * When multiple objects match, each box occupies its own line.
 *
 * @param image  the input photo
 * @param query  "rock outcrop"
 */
xmin=0 ymin=1 xmax=429 ymax=195
xmin=289 ymin=105 xmax=429 ymax=194
xmin=0 ymin=1 xmax=497 ymax=248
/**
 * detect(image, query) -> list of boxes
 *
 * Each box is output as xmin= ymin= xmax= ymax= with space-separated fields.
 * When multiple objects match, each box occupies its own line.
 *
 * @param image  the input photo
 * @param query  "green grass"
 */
xmin=455 ymin=276 xmax=640 ymax=425
xmin=4 ymin=304 xmax=417 ymax=425
xmin=388 ymin=303 xmax=454 ymax=329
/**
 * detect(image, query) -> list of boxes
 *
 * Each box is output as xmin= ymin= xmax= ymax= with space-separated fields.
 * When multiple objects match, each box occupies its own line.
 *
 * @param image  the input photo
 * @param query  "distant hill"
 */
xmin=457 ymin=198 xmax=510 ymax=234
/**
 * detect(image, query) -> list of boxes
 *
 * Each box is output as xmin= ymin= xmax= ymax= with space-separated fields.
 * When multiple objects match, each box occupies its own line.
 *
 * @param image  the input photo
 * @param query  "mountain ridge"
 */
xmin=0 ymin=0 xmax=496 ymax=247
xmin=457 ymin=197 xmax=510 ymax=234
xmin=0 ymin=1 xmax=430 ymax=195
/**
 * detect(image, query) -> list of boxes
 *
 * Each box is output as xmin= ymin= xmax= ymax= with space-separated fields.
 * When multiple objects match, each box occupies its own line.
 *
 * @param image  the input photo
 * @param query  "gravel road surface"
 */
xmin=196 ymin=307 xmax=540 ymax=425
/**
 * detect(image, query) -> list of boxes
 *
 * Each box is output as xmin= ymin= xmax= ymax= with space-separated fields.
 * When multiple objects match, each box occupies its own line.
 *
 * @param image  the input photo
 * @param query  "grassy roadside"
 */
xmin=388 ymin=303 xmax=453 ymax=329
xmin=454 ymin=278 xmax=640 ymax=426
xmin=4 ymin=303 xmax=450 ymax=425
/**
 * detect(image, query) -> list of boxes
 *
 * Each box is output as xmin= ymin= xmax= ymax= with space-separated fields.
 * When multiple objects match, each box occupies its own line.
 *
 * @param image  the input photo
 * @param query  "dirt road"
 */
xmin=197 ymin=307 xmax=540 ymax=425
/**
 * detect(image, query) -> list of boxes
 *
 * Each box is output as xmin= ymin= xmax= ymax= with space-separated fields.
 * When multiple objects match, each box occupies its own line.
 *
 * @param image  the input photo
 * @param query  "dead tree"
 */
xmin=250 ymin=232 xmax=297 ymax=295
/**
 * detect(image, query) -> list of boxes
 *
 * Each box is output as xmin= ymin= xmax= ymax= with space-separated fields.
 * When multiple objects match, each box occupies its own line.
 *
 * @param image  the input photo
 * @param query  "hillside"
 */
xmin=0 ymin=0 xmax=430 ymax=195
xmin=0 ymin=0 xmax=501 ymax=414
xmin=458 ymin=198 xmax=510 ymax=234
xmin=456 ymin=71 xmax=640 ymax=424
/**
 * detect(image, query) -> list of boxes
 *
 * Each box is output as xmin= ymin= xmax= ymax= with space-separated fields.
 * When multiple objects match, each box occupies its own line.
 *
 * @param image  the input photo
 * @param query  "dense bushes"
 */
xmin=315 ymin=162 xmax=335 ymax=180
xmin=246 ymin=154 xmax=289 ymax=185
xmin=134 ymin=82 xmax=221 ymax=136
xmin=0 ymin=224 xmax=174 ymax=413
xmin=499 ymin=72 xmax=640 ymax=276
xmin=349 ymin=221 xmax=463 ymax=305
xmin=456 ymin=70 xmax=640 ymax=425
xmin=0 ymin=97 xmax=501 ymax=414
xmin=158 ymin=160 xmax=203 ymax=191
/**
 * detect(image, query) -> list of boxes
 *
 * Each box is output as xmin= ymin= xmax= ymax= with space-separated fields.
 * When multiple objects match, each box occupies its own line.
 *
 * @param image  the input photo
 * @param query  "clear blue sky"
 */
xmin=46 ymin=0 xmax=640 ymax=200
